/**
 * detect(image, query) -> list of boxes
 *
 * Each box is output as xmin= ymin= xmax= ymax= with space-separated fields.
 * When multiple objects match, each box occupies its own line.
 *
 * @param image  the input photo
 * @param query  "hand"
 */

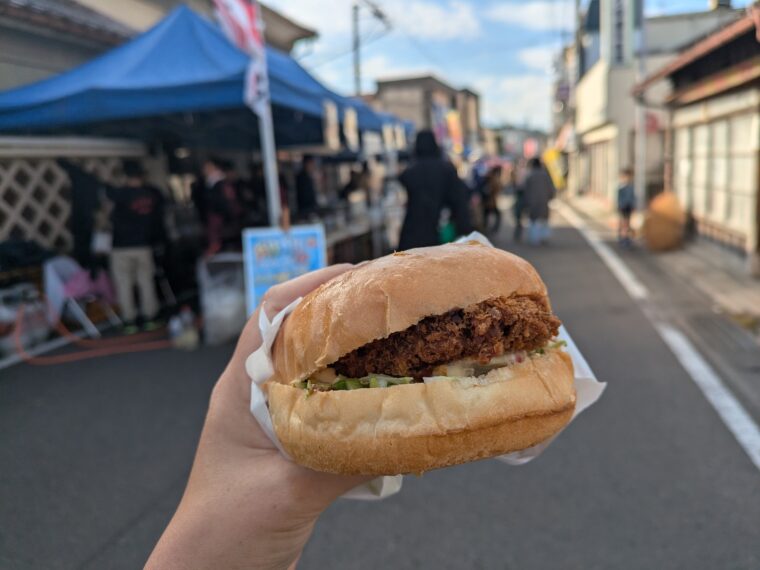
xmin=146 ymin=264 xmax=370 ymax=570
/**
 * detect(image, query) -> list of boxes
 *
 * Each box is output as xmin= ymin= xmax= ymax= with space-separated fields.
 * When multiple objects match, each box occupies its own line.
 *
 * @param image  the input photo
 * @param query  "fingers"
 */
xmin=222 ymin=263 xmax=355 ymax=395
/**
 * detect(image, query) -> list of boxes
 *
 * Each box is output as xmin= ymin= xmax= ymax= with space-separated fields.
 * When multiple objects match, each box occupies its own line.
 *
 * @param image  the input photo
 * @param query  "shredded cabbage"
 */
xmin=296 ymin=339 xmax=566 ymax=391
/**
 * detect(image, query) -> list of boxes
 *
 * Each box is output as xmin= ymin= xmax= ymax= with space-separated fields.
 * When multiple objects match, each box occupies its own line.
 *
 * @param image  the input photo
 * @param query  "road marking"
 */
xmin=555 ymin=202 xmax=649 ymax=300
xmin=657 ymin=324 xmax=760 ymax=471
xmin=558 ymin=200 xmax=760 ymax=473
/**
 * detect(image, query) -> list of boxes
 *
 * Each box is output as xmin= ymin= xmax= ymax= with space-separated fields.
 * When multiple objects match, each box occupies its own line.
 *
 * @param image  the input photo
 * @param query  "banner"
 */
xmin=214 ymin=0 xmax=281 ymax=227
xmin=343 ymin=107 xmax=359 ymax=152
xmin=323 ymin=100 xmax=341 ymax=151
xmin=214 ymin=0 xmax=269 ymax=117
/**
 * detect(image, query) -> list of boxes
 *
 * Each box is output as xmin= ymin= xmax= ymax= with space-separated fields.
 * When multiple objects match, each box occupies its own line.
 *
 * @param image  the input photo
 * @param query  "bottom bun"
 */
xmin=267 ymin=349 xmax=576 ymax=475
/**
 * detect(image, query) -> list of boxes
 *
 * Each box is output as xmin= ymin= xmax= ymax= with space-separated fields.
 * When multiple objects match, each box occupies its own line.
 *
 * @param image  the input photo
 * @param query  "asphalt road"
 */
xmin=1 ymin=214 xmax=759 ymax=569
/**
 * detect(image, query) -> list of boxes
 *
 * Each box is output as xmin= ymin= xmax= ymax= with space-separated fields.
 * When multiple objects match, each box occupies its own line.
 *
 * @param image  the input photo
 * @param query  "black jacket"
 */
xmin=295 ymin=169 xmax=317 ymax=216
xmin=398 ymin=158 xmax=472 ymax=250
xmin=108 ymin=185 xmax=166 ymax=249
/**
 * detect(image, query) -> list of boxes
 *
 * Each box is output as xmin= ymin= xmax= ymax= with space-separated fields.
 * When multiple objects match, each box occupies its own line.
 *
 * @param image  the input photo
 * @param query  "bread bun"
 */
xmin=271 ymin=242 xmax=549 ymax=385
xmin=268 ymin=349 xmax=575 ymax=475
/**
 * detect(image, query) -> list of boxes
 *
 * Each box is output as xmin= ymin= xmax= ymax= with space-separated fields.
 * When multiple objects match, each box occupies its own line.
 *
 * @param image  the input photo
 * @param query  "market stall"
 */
xmin=0 ymin=5 xmax=406 ymax=345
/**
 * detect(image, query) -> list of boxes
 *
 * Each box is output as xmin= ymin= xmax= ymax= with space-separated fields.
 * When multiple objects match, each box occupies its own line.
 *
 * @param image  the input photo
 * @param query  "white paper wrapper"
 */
xmin=246 ymin=233 xmax=605 ymax=500
xmin=246 ymin=299 xmax=404 ymax=500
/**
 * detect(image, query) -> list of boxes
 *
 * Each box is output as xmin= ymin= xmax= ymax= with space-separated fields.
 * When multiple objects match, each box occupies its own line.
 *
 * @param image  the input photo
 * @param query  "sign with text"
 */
xmin=242 ymin=224 xmax=327 ymax=315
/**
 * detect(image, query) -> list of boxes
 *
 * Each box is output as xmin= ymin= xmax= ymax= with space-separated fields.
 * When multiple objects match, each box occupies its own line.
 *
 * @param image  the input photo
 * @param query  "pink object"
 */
xmin=63 ymin=269 xmax=116 ymax=305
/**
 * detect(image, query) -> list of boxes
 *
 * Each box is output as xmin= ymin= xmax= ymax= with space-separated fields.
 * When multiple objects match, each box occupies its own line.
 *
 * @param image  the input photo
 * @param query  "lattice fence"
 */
xmin=0 ymin=157 xmax=126 ymax=251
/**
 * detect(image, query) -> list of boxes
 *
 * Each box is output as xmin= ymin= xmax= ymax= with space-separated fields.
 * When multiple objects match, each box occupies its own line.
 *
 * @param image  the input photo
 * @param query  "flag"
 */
xmin=213 ymin=0 xmax=269 ymax=117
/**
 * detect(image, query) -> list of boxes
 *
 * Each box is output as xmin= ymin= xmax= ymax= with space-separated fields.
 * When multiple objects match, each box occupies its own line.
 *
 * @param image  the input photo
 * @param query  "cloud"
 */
xmin=265 ymin=0 xmax=353 ymax=38
xmin=267 ymin=0 xmax=480 ymax=42
xmin=475 ymin=74 xmax=553 ymax=130
xmin=487 ymin=0 xmax=575 ymax=32
xmin=517 ymin=44 xmax=557 ymax=72
xmin=385 ymin=0 xmax=480 ymax=40
xmin=314 ymin=53 xmax=441 ymax=95
xmin=361 ymin=54 xmax=439 ymax=81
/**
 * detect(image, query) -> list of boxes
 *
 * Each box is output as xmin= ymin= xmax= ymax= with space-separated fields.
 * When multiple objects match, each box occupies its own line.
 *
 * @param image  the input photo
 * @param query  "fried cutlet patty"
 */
xmin=333 ymin=296 xmax=561 ymax=379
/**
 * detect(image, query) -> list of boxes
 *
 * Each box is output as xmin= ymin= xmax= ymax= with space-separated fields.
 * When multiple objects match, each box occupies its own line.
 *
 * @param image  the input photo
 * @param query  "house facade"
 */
xmin=569 ymin=0 xmax=742 ymax=204
xmin=638 ymin=13 xmax=759 ymax=274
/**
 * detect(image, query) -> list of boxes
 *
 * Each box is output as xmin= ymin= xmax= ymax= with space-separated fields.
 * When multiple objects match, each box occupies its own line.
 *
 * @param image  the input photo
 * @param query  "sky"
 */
xmin=266 ymin=0 xmax=753 ymax=131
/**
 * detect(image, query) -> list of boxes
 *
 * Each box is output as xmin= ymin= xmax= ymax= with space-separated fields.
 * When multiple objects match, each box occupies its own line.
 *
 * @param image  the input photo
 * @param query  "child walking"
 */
xmin=617 ymin=168 xmax=636 ymax=247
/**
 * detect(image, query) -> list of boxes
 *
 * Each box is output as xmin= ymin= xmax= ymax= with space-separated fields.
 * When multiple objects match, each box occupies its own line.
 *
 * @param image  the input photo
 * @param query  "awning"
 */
xmin=0 ymin=5 xmax=393 ymax=139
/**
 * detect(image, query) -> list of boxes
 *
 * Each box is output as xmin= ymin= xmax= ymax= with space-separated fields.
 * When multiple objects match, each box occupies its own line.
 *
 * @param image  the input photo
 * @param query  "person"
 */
xmin=56 ymin=159 xmax=102 ymax=271
xmin=523 ymin=157 xmax=556 ymax=246
xmin=108 ymin=160 xmax=165 ymax=333
xmin=339 ymin=169 xmax=361 ymax=202
xmin=202 ymin=157 xmax=243 ymax=255
xmin=482 ymin=165 xmax=503 ymax=235
xmin=509 ymin=164 xmax=525 ymax=242
xmin=397 ymin=130 xmax=473 ymax=250
xmin=617 ymin=168 xmax=636 ymax=247
xmin=190 ymin=164 xmax=209 ymax=227
xmin=247 ymin=162 xmax=268 ymax=226
xmin=223 ymin=160 xmax=249 ymax=221
xmin=146 ymin=265 xmax=371 ymax=570
xmin=295 ymin=155 xmax=318 ymax=219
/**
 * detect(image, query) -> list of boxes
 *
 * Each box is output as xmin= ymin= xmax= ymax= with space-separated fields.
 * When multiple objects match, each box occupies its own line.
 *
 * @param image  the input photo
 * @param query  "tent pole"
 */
xmin=259 ymin=104 xmax=281 ymax=227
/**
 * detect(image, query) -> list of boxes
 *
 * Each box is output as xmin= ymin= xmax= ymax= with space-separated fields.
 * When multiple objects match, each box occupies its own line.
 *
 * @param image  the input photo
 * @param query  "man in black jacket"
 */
xmin=108 ymin=161 xmax=165 ymax=332
xmin=397 ymin=130 xmax=473 ymax=249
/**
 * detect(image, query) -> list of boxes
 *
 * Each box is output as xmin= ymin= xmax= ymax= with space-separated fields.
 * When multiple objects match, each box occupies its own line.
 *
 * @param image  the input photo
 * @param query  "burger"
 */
xmin=267 ymin=241 xmax=576 ymax=475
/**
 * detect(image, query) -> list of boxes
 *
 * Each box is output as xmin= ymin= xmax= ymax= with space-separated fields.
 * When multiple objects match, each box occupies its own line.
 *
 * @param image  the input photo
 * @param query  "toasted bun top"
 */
xmin=271 ymin=242 xmax=549 ymax=385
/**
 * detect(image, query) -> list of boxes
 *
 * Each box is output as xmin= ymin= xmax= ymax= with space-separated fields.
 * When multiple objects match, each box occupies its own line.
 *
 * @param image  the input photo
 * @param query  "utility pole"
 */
xmin=352 ymin=1 xmax=390 ymax=98
xmin=352 ymin=2 xmax=360 ymax=96
xmin=634 ymin=0 xmax=647 ymax=209
xmin=570 ymin=0 xmax=583 ymax=196
xmin=574 ymin=0 xmax=584 ymax=82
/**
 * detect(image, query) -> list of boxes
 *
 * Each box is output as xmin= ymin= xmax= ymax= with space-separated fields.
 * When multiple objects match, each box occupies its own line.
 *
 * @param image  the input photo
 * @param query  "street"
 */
xmin=2 ymin=211 xmax=759 ymax=569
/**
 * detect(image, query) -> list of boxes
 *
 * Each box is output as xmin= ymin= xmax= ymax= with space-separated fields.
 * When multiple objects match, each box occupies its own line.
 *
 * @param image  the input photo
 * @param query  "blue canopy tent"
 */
xmin=0 ymin=5 xmax=395 ymax=148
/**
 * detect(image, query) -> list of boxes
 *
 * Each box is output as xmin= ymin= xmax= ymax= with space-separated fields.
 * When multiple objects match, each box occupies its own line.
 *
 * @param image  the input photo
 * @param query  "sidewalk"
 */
xmin=564 ymin=194 xmax=760 ymax=338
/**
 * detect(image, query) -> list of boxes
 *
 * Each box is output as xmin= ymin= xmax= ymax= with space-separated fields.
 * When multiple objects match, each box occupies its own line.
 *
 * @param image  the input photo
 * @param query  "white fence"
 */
xmin=0 ymin=136 xmax=145 ymax=251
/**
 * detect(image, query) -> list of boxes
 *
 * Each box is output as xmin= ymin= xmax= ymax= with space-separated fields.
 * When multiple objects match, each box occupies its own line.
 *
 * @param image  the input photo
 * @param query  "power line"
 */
xmin=301 ymin=28 xmax=390 ymax=68
xmin=398 ymin=30 xmax=445 ymax=68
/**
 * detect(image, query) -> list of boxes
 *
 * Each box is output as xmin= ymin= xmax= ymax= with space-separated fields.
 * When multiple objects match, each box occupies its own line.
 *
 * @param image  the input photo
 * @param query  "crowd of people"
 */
xmin=190 ymin=156 xmax=317 ymax=256
xmin=57 ymin=133 xmax=558 ymax=335
xmin=59 ymin=153 xmax=377 ymax=334
xmin=397 ymin=129 xmax=558 ymax=251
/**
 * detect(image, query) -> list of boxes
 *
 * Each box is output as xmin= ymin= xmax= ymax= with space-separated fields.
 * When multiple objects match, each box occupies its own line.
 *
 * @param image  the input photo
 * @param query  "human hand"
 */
xmin=146 ymin=264 xmax=370 ymax=570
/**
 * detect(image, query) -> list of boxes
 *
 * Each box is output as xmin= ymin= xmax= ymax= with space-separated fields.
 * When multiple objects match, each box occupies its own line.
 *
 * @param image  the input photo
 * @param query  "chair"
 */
xmin=43 ymin=256 xmax=121 ymax=338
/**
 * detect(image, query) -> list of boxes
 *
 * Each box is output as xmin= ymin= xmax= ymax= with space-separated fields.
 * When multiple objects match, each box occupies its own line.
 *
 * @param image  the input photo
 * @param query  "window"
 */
xmin=709 ymin=120 xmax=729 ymax=224
xmin=673 ymin=127 xmax=692 ymax=209
xmin=691 ymin=124 xmax=710 ymax=217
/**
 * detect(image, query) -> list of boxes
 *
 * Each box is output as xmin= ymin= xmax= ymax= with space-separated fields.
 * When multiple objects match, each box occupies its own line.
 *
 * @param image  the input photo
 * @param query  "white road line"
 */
xmin=558 ymin=200 xmax=760 ymax=473
xmin=657 ymin=324 xmax=760 ymax=471
xmin=555 ymin=202 xmax=649 ymax=300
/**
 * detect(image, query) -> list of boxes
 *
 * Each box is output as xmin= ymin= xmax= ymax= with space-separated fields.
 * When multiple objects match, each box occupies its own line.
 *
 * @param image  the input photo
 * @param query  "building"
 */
xmin=0 ymin=0 xmax=134 ymax=91
xmin=372 ymin=75 xmax=482 ymax=157
xmin=76 ymin=0 xmax=316 ymax=51
xmin=494 ymin=125 xmax=548 ymax=161
xmin=569 ymin=0 xmax=743 ymax=203
xmin=636 ymin=12 xmax=760 ymax=274
xmin=0 ymin=0 xmax=316 ymax=91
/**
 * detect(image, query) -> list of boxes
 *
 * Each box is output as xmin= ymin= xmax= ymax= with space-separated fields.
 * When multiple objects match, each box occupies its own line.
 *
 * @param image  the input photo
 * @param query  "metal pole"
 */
xmin=259 ymin=103 xmax=281 ymax=227
xmin=575 ymin=0 xmax=584 ymax=82
xmin=252 ymin=4 xmax=281 ymax=228
xmin=353 ymin=2 xmax=361 ymax=96
xmin=634 ymin=2 xmax=647 ymax=209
